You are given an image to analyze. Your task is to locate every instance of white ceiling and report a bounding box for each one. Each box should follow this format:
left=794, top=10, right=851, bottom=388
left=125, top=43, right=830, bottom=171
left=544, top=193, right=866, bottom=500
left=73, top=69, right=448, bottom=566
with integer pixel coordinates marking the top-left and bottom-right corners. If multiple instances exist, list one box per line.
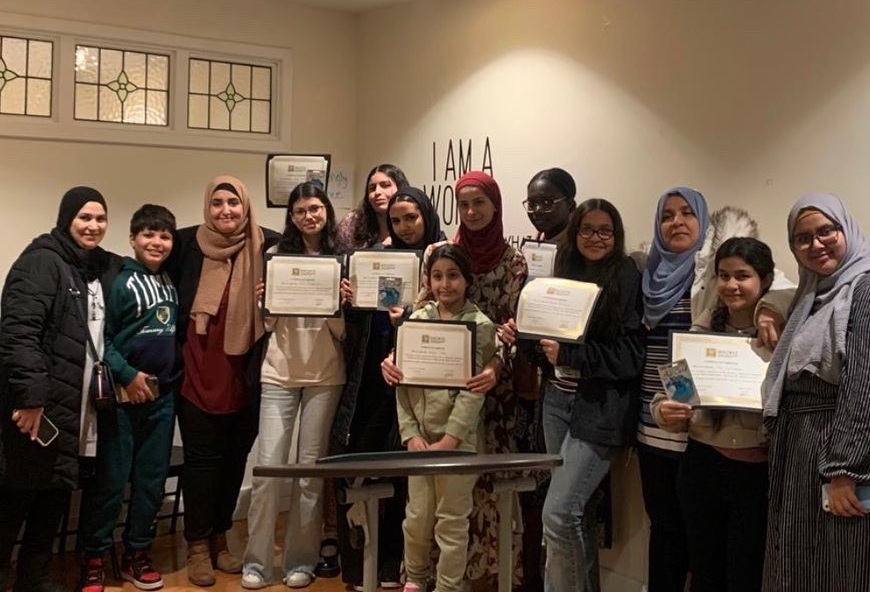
left=289, top=0, right=413, bottom=13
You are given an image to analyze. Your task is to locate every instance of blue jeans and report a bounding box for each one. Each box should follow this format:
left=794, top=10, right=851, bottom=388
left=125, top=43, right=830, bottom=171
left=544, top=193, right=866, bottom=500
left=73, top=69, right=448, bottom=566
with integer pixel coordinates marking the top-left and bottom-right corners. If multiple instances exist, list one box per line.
left=244, top=383, right=342, bottom=581
left=541, top=383, right=615, bottom=592
left=80, top=392, right=175, bottom=554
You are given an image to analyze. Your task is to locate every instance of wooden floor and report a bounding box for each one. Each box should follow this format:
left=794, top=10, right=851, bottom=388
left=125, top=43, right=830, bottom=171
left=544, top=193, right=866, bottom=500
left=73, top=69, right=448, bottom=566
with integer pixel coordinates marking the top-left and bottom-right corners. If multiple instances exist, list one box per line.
left=44, top=522, right=367, bottom=592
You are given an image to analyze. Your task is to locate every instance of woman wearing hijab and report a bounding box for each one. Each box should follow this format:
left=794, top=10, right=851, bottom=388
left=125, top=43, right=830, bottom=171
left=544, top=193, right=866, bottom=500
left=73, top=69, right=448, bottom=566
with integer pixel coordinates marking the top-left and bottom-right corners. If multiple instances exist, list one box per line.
left=331, top=185, right=444, bottom=591
left=761, top=193, right=870, bottom=591
left=167, top=176, right=280, bottom=587
left=411, top=171, right=528, bottom=588
left=0, top=187, right=120, bottom=592
left=635, top=188, right=792, bottom=592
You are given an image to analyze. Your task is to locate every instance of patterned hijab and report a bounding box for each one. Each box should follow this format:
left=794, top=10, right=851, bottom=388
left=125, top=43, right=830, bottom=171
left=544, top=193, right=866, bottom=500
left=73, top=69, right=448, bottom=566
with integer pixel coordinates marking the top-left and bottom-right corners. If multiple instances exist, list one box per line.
left=191, top=175, right=265, bottom=355
left=453, top=171, right=509, bottom=274
left=762, top=192, right=870, bottom=416
left=642, top=187, right=710, bottom=328
left=387, top=187, right=445, bottom=249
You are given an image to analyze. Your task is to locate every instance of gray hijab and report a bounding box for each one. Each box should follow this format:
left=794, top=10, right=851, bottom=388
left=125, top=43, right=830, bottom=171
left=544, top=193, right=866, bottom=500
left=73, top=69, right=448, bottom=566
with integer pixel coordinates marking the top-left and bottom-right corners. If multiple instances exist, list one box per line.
left=762, top=192, right=870, bottom=417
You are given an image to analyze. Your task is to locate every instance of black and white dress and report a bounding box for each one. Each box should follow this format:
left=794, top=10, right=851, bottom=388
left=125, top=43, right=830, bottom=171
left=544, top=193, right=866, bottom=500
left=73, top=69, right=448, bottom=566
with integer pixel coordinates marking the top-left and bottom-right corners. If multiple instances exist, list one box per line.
left=763, top=275, right=870, bottom=592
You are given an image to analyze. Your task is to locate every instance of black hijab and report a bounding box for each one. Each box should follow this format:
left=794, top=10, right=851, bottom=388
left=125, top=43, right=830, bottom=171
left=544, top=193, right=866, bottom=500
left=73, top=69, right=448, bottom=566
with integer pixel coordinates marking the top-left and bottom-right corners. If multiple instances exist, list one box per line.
left=50, top=186, right=110, bottom=280
left=387, top=187, right=445, bottom=250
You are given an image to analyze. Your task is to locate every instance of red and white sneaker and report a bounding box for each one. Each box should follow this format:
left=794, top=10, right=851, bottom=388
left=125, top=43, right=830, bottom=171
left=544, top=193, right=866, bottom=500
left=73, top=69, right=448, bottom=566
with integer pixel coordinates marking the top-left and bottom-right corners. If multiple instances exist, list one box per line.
left=79, top=557, right=104, bottom=592
left=121, top=550, right=164, bottom=590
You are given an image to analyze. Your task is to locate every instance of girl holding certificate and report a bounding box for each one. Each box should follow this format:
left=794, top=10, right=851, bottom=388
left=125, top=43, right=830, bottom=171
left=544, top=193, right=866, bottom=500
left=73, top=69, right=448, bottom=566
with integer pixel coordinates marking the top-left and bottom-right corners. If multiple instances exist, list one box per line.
left=385, top=244, right=498, bottom=592
left=634, top=190, right=791, bottom=592
left=413, top=171, right=528, bottom=589
left=652, top=237, right=778, bottom=592
left=505, top=198, right=645, bottom=592
left=761, top=194, right=870, bottom=591
left=332, top=181, right=443, bottom=590
left=242, top=182, right=345, bottom=589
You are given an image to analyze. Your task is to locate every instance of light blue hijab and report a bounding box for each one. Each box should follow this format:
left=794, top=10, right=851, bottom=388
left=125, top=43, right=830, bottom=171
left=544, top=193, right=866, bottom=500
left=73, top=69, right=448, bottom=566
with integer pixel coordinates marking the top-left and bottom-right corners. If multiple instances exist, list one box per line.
left=642, top=187, right=710, bottom=328
left=762, top=192, right=870, bottom=416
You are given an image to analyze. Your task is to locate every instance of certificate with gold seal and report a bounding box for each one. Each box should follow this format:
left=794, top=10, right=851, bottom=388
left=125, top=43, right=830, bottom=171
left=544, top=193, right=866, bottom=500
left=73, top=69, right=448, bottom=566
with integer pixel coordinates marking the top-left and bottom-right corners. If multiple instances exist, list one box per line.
left=669, top=331, right=770, bottom=410
left=516, top=277, right=602, bottom=342
left=263, top=253, right=343, bottom=317
left=347, top=249, right=421, bottom=309
left=395, top=319, right=476, bottom=389
left=521, top=239, right=558, bottom=278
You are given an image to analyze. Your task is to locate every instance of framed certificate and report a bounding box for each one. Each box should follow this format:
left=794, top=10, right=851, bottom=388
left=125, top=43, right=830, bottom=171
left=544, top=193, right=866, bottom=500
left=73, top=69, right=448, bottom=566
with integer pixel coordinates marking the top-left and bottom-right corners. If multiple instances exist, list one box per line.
left=263, top=253, right=343, bottom=317
left=347, top=249, right=422, bottom=310
left=669, top=331, right=771, bottom=410
left=395, top=319, right=476, bottom=388
left=521, top=239, right=558, bottom=278
left=266, top=153, right=331, bottom=208
left=516, top=277, right=602, bottom=342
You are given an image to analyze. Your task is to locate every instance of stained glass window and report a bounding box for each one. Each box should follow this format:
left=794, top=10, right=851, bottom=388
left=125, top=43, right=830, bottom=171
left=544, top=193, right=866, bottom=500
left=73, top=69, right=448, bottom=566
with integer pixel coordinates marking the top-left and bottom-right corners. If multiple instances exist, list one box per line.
left=0, top=35, right=52, bottom=117
left=74, top=44, right=169, bottom=126
left=188, top=58, right=272, bottom=133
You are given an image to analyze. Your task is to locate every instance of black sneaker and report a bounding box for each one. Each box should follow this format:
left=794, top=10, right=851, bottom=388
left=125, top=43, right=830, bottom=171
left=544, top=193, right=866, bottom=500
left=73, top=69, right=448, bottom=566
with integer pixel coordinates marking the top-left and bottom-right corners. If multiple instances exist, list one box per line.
left=313, top=538, right=340, bottom=578
left=120, top=551, right=164, bottom=591
left=79, top=557, right=104, bottom=592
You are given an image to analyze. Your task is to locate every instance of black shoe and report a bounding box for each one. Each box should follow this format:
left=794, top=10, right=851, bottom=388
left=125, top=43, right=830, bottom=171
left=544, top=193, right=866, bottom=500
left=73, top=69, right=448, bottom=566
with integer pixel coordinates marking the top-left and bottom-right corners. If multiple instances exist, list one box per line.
left=313, top=538, right=339, bottom=579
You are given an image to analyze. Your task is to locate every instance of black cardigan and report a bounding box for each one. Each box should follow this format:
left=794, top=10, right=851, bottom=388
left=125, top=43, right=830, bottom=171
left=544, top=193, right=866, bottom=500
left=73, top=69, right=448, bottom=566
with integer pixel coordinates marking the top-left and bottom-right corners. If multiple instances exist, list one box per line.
left=0, top=233, right=121, bottom=489
left=523, top=256, right=645, bottom=447
left=166, top=225, right=281, bottom=409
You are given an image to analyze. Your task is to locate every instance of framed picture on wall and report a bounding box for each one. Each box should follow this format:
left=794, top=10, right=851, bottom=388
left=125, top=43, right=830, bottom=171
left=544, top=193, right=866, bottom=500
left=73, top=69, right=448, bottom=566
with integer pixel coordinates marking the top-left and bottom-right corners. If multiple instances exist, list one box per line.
left=266, top=153, right=331, bottom=207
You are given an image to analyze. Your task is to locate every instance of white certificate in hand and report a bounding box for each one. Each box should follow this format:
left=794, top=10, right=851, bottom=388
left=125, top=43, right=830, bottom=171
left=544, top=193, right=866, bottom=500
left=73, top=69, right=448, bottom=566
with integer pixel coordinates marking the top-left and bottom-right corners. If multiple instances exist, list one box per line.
left=263, top=253, right=342, bottom=317
left=395, top=319, right=476, bottom=388
left=516, top=277, right=601, bottom=342
left=669, top=331, right=771, bottom=411
left=348, top=249, right=421, bottom=309
left=521, top=239, right=558, bottom=278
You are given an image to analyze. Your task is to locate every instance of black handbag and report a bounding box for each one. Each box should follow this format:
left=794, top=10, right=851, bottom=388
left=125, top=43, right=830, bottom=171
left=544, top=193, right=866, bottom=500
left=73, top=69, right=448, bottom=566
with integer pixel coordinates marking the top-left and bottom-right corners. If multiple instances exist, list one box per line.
left=68, top=274, right=116, bottom=412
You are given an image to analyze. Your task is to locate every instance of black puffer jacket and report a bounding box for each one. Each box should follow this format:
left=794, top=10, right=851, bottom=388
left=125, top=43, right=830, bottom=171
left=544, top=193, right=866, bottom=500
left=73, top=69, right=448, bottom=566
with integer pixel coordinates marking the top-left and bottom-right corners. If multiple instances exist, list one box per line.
left=0, top=233, right=120, bottom=489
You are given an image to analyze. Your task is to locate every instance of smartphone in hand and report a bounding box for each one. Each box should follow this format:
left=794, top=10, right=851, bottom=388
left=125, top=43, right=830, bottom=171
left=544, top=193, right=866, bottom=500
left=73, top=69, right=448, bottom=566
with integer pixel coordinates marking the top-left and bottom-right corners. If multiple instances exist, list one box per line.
left=36, top=415, right=60, bottom=447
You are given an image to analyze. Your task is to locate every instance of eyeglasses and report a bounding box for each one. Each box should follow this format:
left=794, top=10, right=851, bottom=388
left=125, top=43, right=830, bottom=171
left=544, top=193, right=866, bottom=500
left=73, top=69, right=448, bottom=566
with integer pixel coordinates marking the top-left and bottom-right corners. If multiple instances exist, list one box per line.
left=522, top=197, right=567, bottom=214
left=291, top=204, right=325, bottom=219
left=791, top=223, right=842, bottom=250
left=578, top=226, right=615, bottom=240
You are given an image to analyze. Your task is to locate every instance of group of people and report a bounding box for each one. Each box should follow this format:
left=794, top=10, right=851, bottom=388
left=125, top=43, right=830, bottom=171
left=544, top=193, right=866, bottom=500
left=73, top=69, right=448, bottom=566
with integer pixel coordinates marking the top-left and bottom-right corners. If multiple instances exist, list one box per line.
left=0, top=162, right=867, bottom=592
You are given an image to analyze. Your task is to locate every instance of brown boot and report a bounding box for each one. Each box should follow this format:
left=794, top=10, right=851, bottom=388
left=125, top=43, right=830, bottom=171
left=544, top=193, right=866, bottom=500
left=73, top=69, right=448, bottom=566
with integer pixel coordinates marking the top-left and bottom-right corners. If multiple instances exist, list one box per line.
left=208, top=532, right=242, bottom=574
left=186, top=540, right=215, bottom=587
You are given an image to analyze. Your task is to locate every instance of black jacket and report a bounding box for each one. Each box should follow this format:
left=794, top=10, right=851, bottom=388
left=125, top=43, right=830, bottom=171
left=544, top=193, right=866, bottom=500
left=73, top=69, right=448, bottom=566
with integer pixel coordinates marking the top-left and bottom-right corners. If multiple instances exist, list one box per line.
left=523, top=257, right=645, bottom=447
left=0, top=233, right=121, bottom=489
left=166, top=225, right=281, bottom=409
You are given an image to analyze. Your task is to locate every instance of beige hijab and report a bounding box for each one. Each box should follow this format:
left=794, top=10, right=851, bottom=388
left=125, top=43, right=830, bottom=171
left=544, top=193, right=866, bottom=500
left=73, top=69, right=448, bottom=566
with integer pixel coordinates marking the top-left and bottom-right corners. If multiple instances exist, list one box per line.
left=191, top=175, right=265, bottom=355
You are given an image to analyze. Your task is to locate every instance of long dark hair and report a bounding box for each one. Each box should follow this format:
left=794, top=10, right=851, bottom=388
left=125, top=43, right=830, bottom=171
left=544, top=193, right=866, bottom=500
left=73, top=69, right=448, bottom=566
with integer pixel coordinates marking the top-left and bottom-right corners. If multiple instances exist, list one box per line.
left=277, top=182, right=338, bottom=255
left=426, top=243, right=474, bottom=300
left=710, top=237, right=775, bottom=331
left=353, top=164, right=410, bottom=247
left=554, top=198, right=627, bottom=339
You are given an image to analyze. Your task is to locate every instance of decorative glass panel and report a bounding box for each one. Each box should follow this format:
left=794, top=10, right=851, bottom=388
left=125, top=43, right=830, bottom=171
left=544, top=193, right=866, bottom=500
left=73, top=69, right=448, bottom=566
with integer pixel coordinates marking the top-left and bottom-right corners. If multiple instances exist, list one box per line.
left=188, top=57, right=272, bottom=133
left=0, top=35, right=53, bottom=117
left=74, top=44, right=169, bottom=126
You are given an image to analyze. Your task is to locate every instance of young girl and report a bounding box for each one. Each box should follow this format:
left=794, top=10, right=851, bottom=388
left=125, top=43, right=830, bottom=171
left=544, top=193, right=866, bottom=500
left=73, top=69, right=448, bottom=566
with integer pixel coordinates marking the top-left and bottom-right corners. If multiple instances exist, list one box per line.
left=652, top=237, right=782, bottom=592
left=241, top=182, right=345, bottom=589
left=382, top=244, right=497, bottom=592
left=505, top=199, right=644, bottom=592
left=336, top=163, right=409, bottom=251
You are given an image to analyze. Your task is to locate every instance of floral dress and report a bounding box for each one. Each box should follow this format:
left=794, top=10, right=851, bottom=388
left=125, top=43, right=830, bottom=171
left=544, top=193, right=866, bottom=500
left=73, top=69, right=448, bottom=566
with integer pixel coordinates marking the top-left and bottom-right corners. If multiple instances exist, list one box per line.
left=419, top=240, right=528, bottom=582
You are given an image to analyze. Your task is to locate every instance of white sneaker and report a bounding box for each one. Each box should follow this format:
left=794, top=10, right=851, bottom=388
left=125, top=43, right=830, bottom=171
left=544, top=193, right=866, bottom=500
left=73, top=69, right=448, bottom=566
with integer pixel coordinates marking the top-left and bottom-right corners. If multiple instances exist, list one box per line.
left=241, top=572, right=267, bottom=589
left=284, top=572, right=313, bottom=588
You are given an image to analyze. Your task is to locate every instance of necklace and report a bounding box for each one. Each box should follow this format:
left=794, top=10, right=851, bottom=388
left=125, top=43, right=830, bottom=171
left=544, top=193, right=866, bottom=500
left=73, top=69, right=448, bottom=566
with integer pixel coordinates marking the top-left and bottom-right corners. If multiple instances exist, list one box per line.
left=87, top=285, right=104, bottom=321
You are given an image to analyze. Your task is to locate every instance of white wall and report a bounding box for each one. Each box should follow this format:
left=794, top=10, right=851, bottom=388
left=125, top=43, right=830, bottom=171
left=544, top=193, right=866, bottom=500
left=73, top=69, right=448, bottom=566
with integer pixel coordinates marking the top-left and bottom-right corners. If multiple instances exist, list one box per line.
left=357, top=0, right=870, bottom=280
left=0, top=0, right=358, bottom=278
left=356, top=0, right=870, bottom=588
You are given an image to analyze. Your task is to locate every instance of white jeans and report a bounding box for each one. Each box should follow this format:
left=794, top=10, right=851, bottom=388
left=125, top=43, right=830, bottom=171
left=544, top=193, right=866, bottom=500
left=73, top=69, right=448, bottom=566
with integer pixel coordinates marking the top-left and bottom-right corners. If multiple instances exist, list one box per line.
left=244, top=383, right=342, bottom=580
